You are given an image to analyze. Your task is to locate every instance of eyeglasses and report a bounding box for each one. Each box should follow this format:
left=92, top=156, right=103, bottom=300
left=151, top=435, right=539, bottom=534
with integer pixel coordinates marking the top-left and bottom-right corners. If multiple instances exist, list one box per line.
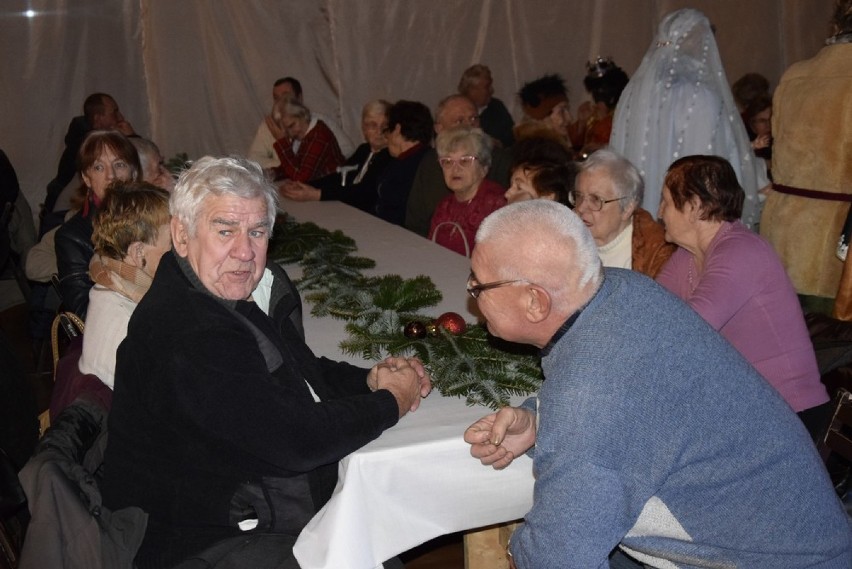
left=466, top=272, right=526, bottom=299
left=567, top=190, right=628, bottom=211
left=364, top=121, right=389, bottom=133
left=439, top=155, right=478, bottom=169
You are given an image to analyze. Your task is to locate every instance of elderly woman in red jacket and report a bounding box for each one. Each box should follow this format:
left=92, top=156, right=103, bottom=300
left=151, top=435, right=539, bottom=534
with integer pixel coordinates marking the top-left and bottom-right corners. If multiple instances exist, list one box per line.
left=428, top=127, right=506, bottom=257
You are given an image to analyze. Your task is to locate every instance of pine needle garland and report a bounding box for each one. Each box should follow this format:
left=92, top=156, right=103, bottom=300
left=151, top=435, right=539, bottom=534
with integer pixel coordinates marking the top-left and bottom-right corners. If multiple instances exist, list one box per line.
left=270, top=214, right=542, bottom=409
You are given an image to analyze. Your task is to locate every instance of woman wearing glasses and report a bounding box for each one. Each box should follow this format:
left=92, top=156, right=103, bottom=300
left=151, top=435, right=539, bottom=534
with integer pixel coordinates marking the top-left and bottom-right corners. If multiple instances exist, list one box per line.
left=656, top=155, right=829, bottom=437
left=572, top=148, right=674, bottom=278
left=55, top=131, right=141, bottom=317
left=428, top=127, right=506, bottom=256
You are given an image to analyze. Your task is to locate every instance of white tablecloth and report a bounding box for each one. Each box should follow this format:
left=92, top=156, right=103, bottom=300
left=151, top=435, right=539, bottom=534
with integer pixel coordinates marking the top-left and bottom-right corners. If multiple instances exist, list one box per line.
left=279, top=201, right=534, bottom=569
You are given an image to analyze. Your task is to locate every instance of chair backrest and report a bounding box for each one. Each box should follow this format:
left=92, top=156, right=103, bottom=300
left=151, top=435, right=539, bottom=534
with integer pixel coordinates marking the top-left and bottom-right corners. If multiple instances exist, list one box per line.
left=38, top=312, right=86, bottom=437
left=51, top=312, right=84, bottom=380
left=431, top=221, right=471, bottom=257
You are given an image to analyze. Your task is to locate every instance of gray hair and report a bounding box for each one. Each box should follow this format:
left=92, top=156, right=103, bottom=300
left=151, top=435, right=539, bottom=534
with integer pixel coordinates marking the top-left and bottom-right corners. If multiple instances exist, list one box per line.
left=435, top=94, right=476, bottom=124
left=476, top=200, right=602, bottom=303
left=170, top=156, right=279, bottom=236
left=458, top=64, right=492, bottom=94
left=129, top=137, right=161, bottom=179
left=361, top=99, right=391, bottom=120
left=272, top=98, right=311, bottom=124
left=435, top=127, right=492, bottom=168
left=579, top=148, right=644, bottom=211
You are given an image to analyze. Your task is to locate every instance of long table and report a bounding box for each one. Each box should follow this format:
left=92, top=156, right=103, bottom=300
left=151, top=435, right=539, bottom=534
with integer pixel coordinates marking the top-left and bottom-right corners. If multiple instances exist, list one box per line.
left=279, top=201, right=534, bottom=569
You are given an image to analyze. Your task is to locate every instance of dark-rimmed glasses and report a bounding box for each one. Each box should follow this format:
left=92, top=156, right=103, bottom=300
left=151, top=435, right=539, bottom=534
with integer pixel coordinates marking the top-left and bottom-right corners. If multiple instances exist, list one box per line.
left=466, top=272, right=526, bottom=299
left=567, top=190, right=628, bottom=211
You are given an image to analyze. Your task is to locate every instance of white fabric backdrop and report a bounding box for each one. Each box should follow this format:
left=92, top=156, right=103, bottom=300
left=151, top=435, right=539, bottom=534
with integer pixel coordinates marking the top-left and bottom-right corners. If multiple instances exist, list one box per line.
left=1, top=0, right=834, bottom=219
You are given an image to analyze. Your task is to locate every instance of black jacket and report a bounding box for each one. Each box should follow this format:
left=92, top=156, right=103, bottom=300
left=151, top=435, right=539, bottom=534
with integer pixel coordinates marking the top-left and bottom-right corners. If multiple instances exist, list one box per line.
left=54, top=196, right=96, bottom=318
left=19, top=398, right=147, bottom=569
left=313, top=143, right=392, bottom=214
left=54, top=197, right=95, bottom=319
left=102, top=252, right=399, bottom=567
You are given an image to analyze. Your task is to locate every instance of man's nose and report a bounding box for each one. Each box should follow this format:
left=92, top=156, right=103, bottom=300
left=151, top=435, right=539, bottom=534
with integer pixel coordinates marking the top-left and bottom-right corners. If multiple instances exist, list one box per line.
left=231, top=232, right=255, bottom=260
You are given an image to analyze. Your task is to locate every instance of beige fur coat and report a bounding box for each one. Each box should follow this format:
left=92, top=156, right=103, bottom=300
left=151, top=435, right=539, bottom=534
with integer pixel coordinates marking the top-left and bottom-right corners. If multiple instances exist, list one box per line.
left=760, top=42, right=852, bottom=299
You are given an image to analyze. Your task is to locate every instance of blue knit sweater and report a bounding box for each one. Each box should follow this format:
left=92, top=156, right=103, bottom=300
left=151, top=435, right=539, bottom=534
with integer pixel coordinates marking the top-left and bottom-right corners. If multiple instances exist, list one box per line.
left=512, top=269, right=851, bottom=568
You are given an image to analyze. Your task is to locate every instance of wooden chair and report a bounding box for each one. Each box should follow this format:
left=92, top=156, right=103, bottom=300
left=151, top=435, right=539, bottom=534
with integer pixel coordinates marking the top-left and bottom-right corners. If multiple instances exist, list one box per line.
left=464, top=520, right=521, bottom=569
left=816, top=388, right=852, bottom=494
left=37, top=312, right=85, bottom=437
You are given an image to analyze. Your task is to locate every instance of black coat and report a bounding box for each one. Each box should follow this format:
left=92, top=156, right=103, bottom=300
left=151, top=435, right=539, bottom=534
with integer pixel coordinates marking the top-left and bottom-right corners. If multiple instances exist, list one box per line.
left=54, top=196, right=96, bottom=318
left=313, top=143, right=392, bottom=214
left=102, top=252, right=399, bottom=566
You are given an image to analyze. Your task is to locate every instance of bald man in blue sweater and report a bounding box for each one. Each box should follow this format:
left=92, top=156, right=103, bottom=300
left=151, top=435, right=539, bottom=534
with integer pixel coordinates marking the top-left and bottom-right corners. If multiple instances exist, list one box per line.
left=465, top=200, right=851, bottom=568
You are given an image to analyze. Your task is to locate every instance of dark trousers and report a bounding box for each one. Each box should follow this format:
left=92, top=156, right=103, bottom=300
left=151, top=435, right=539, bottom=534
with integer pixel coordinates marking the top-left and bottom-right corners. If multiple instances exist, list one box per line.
left=173, top=534, right=299, bottom=569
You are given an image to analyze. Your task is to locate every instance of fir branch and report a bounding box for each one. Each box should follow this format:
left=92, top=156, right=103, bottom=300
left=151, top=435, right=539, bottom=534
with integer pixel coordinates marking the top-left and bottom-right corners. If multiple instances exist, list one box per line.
left=269, top=216, right=542, bottom=409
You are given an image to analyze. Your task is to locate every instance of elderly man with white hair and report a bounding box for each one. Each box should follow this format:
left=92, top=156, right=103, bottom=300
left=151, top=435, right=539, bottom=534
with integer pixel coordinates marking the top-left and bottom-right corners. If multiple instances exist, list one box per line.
left=271, top=98, right=345, bottom=182
left=464, top=200, right=850, bottom=568
left=101, top=156, right=431, bottom=569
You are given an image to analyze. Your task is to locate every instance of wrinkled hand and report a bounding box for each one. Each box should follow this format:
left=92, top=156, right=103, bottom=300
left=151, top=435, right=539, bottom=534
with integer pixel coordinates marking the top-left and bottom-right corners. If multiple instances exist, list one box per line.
left=152, top=166, right=175, bottom=192
left=575, top=101, right=594, bottom=124
left=752, top=134, right=771, bottom=150
left=266, top=114, right=285, bottom=141
left=114, top=119, right=135, bottom=136
left=279, top=180, right=320, bottom=201
left=368, top=357, right=431, bottom=417
left=464, top=406, right=536, bottom=470
left=388, top=355, right=432, bottom=408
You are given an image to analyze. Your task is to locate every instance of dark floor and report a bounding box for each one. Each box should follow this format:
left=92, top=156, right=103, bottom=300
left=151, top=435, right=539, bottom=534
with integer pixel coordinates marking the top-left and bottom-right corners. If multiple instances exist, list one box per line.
left=400, top=533, right=465, bottom=569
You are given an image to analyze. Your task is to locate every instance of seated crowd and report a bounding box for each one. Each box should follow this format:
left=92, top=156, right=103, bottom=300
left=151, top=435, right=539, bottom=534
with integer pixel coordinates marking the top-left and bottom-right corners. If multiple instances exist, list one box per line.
left=9, top=4, right=852, bottom=567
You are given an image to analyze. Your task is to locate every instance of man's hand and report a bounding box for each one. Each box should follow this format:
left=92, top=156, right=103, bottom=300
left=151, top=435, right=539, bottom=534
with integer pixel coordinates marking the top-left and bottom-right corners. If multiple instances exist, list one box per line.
left=114, top=119, right=136, bottom=136
left=279, top=180, right=321, bottom=202
left=368, top=357, right=431, bottom=417
left=752, top=134, right=771, bottom=150
left=575, top=100, right=594, bottom=124
left=464, top=406, right=536, bottom=470
left=266, top=115, right=285, bottom=141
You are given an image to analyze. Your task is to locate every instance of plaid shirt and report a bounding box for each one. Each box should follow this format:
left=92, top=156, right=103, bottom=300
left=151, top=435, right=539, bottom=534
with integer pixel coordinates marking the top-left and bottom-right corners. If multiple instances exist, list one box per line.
left=273, top=120, right=345, bottom=182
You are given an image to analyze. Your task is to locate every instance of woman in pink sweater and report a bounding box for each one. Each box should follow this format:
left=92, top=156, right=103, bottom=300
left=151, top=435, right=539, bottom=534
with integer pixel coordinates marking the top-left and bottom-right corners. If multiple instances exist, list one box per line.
left=656, top=155, right=829, bottom=437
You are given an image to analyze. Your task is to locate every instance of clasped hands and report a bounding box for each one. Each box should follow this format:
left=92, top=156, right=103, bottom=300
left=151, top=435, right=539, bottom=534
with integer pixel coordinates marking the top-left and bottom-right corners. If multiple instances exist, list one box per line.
left=464, top=406, right=537, bottom=470
left=368, top=356, right=432, bottom=417
left=278, top=179, right=321, bottom=201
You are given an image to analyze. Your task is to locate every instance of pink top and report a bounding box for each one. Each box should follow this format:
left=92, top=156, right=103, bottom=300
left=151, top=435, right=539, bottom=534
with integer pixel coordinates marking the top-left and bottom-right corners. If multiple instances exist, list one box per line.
left=657, top=221, right=828, bottom=412
left=428, top=178, right=506, bottom=257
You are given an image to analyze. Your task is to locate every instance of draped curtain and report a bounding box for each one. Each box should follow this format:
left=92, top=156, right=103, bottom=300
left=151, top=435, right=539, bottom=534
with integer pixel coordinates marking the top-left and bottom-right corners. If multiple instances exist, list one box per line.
left=1, top=0, right=833, bottom=215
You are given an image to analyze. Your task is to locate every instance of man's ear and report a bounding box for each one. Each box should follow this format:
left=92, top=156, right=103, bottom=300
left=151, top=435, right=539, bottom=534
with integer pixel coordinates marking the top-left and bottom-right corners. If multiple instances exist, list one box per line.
left=121, top=241, right=145, bottom=267
left=171, top=216, right=189, bottom=257
left=622, top=199, right=637, bottom=222
left=525, top=285, right=551, bottom=324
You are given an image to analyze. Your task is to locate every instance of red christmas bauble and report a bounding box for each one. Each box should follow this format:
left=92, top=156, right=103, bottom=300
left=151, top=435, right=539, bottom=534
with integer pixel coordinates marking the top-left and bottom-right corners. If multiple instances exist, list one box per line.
left=435, top=312, right=467, bottom=335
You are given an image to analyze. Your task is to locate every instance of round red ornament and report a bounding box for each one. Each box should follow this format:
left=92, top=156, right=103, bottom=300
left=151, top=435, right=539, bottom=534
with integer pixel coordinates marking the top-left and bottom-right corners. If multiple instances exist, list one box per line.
left=435, top=312, right=467, bottom=335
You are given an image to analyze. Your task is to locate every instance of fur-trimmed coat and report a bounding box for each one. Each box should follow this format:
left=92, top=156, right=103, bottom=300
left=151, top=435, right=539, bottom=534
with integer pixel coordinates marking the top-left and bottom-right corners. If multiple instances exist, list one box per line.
left=760, top=42, right=852, bottom=299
